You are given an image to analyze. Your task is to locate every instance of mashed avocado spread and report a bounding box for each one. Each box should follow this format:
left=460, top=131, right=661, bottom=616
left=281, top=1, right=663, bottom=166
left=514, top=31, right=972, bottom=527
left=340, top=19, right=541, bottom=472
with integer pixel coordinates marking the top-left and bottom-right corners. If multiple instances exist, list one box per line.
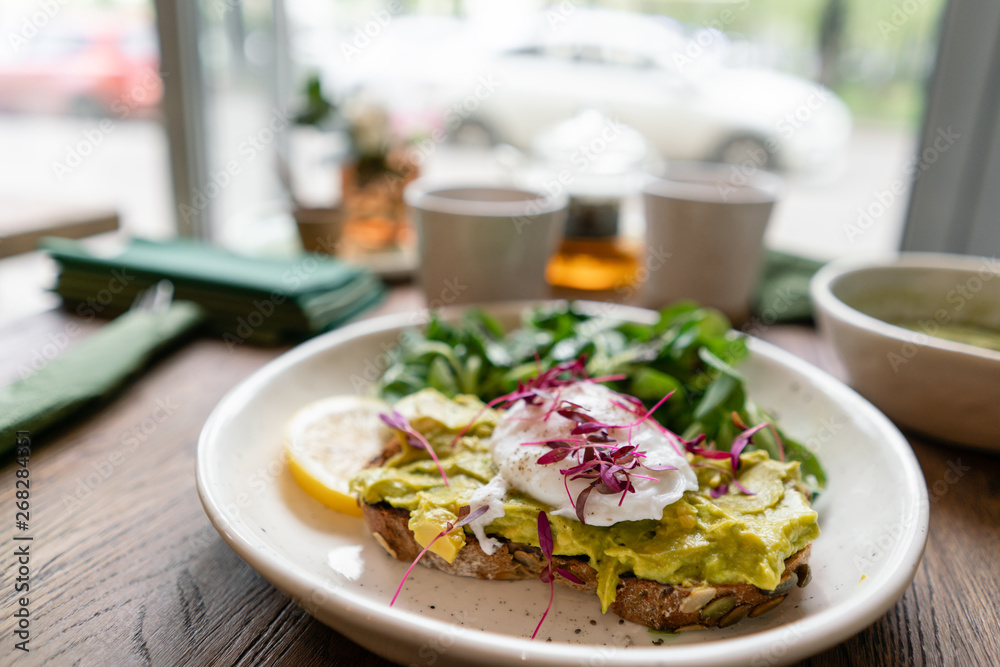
left=350, top=389, right=819, bottom=612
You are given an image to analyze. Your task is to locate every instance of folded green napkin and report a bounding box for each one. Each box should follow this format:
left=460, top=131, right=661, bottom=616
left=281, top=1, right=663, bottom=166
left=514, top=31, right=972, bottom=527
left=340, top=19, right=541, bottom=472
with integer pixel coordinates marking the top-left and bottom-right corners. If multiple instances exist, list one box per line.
left=43, top=237, right=385, bottom=343
left=0, top=302, right=204, bottom=454
left=753, top=249, right=826, bottom=323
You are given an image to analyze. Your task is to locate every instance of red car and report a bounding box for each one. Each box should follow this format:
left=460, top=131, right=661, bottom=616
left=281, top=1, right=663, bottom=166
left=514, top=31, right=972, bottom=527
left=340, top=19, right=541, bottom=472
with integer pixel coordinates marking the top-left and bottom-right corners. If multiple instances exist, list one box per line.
left=0, top=16, right=162, bottom=117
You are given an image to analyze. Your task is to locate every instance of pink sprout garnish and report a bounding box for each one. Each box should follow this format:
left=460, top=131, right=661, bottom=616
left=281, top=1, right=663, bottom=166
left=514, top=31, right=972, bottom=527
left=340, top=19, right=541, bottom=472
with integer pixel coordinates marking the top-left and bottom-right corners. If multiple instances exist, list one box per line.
left=380, top=411, right=449, bottom=486
left=527, top=392, right=677, bottom=524
left=768, top=423, right=786, bottom=463
left=729, top=423, right=768, bottom=473
left=709, top=482, right=729, bottom=499
left=685, top=415, right=772, bottom=498
left=448, top=355, right=625, bottom=447
left=390, top=504, right=488, bottom=606
left=532, top=511, right=584, bottom=640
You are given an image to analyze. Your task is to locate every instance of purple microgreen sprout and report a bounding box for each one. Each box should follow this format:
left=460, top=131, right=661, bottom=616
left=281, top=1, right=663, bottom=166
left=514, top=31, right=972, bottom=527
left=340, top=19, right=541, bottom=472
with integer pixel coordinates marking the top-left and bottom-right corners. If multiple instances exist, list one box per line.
left=611, top=393, right=645, bottom=412
left=448, top=355, right=622, bottom=447
left=685, top=418, right=775, bottom=498
left=728, top=423, right=768, bottom=474
left=541, top=387, right=564, bottom=421
left=625, top=391, right=674, bottom=429
left=532, top=511, right=584, bottom=640
left=380, top=411, right=449, bottom=486
left=648, top=420, right=687, bottom=457
left=767, top=423, right=786, bottom=463
left=538, top=392, right=679, bottom=523
left=517, top=391, right=682, bottom=524
left=390, top=505, right=488, bottom=607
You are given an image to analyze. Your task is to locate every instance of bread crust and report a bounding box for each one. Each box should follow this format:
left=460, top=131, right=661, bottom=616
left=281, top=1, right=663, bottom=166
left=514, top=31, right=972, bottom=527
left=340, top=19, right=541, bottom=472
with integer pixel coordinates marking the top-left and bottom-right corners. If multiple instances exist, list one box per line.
left=362, top=501, right=811, bottom=630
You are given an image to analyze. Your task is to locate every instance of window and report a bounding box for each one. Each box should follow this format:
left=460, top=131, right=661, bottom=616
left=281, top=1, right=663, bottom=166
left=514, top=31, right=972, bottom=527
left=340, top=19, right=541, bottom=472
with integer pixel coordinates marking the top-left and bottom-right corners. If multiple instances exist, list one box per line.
left=154, top=0, right=959, bottom=262
left=0, top=0, right=169, bottom=322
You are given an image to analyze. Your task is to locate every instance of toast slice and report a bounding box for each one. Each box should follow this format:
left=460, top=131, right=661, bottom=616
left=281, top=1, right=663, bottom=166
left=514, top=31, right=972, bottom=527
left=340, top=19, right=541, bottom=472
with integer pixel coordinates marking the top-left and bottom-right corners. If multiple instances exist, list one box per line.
left=362, top=500, right=812, bottom=631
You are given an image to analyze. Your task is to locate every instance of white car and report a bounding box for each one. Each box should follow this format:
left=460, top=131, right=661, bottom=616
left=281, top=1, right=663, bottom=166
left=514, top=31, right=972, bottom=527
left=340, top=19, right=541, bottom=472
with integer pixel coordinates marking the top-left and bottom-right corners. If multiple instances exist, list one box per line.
left=314, top=9, right=852, bottom=177
left=462, top=10, right=852, bottom=176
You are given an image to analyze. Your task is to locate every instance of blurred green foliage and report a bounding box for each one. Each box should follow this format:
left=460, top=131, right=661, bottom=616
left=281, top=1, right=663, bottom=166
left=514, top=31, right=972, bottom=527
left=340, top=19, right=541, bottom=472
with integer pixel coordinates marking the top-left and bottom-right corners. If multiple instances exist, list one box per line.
left=610, top=0, right=946, bottom=128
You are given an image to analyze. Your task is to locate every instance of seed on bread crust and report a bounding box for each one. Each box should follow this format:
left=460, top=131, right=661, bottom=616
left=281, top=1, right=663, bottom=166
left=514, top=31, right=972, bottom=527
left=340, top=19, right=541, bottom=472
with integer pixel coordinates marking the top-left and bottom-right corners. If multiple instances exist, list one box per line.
left=679, top=587, right=717, bottom=614
left=766, top=572, right=798, bottom=597
left=700, top=596, right=736, bottom=621
left=718, top=604, right=752, bottom=628
left=749, top=595, right=786, bottom=618
left=512, top=548, right=544, bottom=569
left=675, top=624, right=708, bottom=632
left=795, top=563, right=812, bottom=588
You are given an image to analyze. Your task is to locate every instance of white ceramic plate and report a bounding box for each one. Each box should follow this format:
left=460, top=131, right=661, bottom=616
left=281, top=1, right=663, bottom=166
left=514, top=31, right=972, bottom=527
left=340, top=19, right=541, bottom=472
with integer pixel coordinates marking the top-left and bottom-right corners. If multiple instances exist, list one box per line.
left=197, top=303, right=928, bottom=667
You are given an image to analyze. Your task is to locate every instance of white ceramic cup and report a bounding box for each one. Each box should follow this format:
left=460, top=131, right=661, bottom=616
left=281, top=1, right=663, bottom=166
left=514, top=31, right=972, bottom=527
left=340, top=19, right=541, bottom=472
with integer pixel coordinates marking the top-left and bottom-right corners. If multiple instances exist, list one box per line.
left=642, top=164, right=782, bottom=322
left=405, top=181, right=567, bottom=306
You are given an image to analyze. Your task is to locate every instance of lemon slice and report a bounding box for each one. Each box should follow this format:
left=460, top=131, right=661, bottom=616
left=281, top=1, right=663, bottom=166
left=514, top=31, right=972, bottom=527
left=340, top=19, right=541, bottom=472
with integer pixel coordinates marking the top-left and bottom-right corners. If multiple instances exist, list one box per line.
left=284, top=395, right=393, bottom=517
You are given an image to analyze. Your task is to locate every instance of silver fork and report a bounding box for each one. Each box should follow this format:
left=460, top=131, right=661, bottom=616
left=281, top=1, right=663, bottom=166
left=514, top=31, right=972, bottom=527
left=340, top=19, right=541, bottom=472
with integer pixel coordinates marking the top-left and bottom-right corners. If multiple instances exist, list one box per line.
left=129, top=280, right=175, bottom=314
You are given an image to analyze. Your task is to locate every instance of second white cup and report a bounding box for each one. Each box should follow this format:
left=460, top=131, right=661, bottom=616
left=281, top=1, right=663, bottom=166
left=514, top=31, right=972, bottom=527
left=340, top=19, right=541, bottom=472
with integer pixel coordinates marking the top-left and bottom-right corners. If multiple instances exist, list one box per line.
left=642, top=164, right=782, bottom=323
left=406, top=181, right=567, bottom=306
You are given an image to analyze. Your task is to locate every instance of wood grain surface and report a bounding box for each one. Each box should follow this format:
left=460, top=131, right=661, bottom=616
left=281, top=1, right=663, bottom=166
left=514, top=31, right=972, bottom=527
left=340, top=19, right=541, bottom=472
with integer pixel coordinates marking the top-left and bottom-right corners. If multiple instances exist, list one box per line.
left=1, top=292, right=997, bottom=667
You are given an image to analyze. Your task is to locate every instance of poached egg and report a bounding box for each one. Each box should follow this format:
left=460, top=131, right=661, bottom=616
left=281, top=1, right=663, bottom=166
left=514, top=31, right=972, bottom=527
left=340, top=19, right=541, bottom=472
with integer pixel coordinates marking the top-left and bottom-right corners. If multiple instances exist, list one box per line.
left=468, top=381, right=697, bottom=551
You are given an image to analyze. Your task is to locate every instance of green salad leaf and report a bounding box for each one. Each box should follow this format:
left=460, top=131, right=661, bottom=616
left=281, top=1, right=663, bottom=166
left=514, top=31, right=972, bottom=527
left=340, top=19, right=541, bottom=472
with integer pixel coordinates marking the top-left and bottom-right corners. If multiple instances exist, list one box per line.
left=376, top=301, right=826, bottom=492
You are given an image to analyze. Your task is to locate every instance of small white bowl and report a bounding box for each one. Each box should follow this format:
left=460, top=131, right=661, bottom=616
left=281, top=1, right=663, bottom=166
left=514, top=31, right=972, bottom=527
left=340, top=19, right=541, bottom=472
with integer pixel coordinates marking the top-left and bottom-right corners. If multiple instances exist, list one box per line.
left=811, top=252, right=1000, bottom=452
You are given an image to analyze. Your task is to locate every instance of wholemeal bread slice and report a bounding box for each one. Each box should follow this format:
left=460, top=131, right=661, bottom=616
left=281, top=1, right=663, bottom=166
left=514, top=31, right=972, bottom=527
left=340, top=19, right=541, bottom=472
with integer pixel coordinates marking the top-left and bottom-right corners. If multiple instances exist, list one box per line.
left=362, top=500, right=812, bottom=631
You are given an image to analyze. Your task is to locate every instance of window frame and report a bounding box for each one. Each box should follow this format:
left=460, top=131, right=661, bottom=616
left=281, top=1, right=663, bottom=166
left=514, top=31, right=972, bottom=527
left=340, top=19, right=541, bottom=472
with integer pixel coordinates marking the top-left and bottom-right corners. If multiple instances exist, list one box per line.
left=902, top=0, right=1000, bottom=256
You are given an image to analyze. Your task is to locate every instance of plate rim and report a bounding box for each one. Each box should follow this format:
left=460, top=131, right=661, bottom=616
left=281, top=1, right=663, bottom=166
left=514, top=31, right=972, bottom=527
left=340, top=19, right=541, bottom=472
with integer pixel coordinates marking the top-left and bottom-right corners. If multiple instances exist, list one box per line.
left=197, top=301, right=928, bottom=666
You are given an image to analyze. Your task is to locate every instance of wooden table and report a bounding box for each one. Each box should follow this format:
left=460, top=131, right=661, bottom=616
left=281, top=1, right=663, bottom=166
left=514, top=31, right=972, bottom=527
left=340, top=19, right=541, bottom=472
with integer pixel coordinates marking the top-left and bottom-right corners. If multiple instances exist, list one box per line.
left=0, top=200, right=119, bottom=259
left=1, top=291, right=998, bottom=666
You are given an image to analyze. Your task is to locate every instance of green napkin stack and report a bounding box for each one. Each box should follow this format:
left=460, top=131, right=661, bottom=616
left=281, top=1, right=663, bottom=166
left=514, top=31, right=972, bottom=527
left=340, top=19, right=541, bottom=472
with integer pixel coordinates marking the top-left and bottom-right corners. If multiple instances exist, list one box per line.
left=0, top=302, right=204, bottom=454
left=753, top=249, right=826, bottom=323
left=43, top=237, right=385, bottom=345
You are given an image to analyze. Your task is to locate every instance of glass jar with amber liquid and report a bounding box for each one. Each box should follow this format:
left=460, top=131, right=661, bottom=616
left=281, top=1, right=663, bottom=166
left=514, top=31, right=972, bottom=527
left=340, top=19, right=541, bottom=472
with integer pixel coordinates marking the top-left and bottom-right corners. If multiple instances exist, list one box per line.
left=546, top=194, right=641, bottom=292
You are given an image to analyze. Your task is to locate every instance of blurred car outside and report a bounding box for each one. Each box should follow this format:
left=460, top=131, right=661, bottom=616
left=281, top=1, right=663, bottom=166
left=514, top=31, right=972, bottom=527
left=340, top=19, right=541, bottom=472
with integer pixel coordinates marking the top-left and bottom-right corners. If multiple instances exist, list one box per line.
left=0, top=14, right=162, bottom=118
left=312, top=8, right=852, bottom=179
